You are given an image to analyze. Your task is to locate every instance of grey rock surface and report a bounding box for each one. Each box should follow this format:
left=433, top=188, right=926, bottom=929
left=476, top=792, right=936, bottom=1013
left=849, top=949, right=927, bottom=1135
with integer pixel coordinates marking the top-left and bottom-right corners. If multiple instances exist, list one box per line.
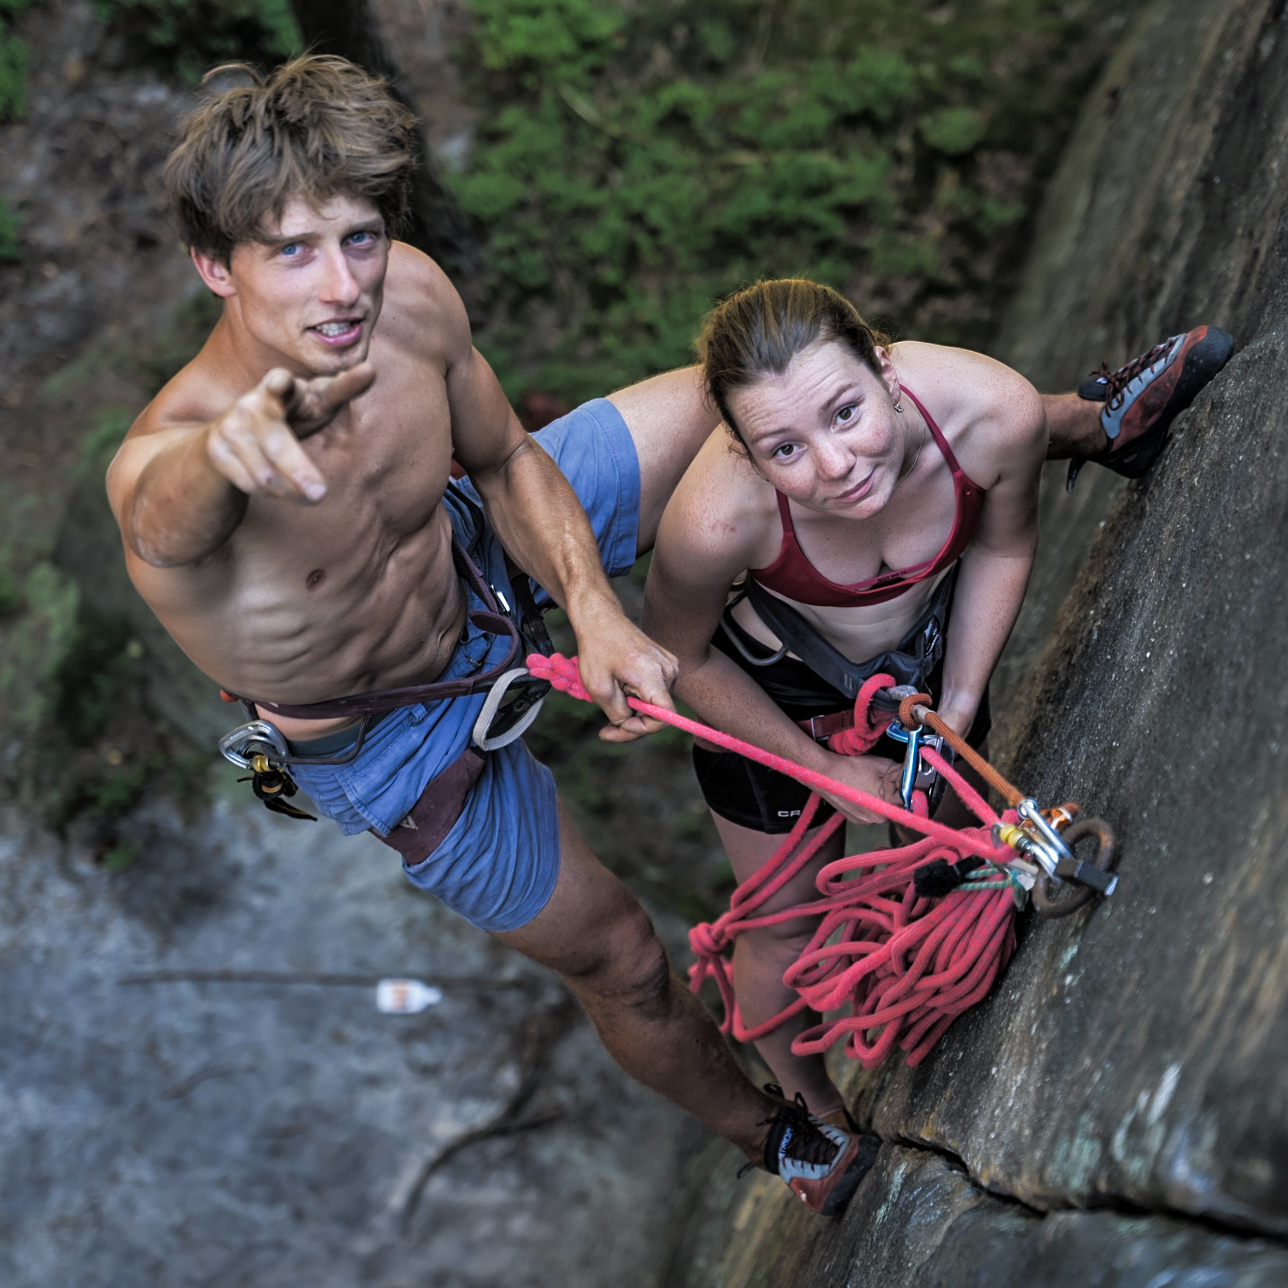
left=867, top=0, right=1288, bottom=1233
left=667, top=1143, right=1288, bottom=1287
left=0, top=799, right=697, bottom=1287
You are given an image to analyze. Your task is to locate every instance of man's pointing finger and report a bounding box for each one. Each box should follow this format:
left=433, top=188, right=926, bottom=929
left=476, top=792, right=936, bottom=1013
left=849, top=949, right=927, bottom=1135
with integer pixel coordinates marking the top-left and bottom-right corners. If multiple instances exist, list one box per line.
left=262, top=429, right=326, bottom=501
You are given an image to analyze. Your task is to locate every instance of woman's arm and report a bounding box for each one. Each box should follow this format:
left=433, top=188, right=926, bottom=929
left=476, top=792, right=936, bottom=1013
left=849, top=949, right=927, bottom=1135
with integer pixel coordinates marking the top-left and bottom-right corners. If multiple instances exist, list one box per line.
left=936, top=381, right=1046, bottom=736
left=644, top=442, right=900, bottom=824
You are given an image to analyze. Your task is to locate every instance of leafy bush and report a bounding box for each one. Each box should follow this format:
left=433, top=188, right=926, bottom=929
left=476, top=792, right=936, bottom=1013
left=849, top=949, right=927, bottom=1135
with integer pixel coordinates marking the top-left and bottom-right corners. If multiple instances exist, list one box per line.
left=0, top=193, right=19, bottom=261
left=0, top=0, right=35, bottom=122
left=91, top=0, right=300, bottom=82
left=453, top=0, right=1137, bottom=403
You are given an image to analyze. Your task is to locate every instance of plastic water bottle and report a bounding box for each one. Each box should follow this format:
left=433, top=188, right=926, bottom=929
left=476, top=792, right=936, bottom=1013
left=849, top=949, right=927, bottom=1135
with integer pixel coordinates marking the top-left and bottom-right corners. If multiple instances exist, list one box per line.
left=375, top=978, right=444, bottom=1014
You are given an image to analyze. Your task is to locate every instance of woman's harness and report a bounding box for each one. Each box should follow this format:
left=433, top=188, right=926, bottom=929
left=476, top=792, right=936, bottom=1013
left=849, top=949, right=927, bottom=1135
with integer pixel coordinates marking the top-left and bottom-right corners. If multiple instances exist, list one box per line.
left=726, top=567, right=959, bottom=810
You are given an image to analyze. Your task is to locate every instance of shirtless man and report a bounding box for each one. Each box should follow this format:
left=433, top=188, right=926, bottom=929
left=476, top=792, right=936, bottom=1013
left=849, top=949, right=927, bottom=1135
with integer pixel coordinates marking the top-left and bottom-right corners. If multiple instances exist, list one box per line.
left=105, top=55, right=891, bottom=1215
left=106, top=55, right=1231, bottom=1216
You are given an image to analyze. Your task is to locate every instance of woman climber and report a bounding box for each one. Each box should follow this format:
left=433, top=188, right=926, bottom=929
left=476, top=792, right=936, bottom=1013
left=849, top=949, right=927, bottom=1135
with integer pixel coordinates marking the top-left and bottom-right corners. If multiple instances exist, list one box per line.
left=642, top=278, right=1231, bottom=1126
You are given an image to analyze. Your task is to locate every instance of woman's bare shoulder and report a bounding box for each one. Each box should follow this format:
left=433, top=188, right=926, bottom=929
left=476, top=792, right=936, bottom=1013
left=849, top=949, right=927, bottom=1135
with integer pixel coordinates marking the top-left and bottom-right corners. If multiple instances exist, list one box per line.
left=889, top=341, right=1044, bottom=476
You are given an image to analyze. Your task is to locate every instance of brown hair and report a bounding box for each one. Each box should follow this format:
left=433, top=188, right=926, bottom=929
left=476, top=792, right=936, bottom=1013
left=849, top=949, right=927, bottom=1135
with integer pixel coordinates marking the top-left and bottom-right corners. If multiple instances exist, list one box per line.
left=696, top=279, right=890, bottom=450
left=165, top=55, right=417, bottom=264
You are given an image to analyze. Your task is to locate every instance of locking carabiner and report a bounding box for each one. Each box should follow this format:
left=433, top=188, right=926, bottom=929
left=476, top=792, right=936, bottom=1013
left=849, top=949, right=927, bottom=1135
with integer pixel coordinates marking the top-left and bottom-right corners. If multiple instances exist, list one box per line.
left=886, top=720, right=946, bottom=811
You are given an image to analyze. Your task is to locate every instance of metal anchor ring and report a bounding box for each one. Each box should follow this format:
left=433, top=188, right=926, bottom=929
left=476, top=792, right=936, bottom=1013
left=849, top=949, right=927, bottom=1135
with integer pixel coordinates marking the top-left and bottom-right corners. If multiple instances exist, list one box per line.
left=1032, top=817, right=1117, bottom=918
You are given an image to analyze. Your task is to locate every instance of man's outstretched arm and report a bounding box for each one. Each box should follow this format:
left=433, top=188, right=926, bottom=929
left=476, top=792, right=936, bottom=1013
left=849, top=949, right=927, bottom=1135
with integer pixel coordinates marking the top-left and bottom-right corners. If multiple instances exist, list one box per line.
left=441, top=311, right=676, bottom=740
left=107, top=364, right=373, bottom=567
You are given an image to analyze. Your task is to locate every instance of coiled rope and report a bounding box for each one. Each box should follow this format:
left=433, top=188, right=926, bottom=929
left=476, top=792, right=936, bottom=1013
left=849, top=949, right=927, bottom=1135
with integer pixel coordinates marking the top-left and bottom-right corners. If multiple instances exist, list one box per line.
left=527, top=653, right=1027, bottom=1069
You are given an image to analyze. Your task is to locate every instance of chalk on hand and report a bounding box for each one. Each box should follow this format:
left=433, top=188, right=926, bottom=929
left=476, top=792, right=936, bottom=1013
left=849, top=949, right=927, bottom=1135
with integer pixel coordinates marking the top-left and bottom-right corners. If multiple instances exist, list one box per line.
left=376, top=978, right=444, bottom=1014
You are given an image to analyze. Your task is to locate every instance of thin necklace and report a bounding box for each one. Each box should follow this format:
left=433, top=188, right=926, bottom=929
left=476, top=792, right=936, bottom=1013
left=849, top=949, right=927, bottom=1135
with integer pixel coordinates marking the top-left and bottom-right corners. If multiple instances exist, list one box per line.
left=894, top=409, right=927, bottom=489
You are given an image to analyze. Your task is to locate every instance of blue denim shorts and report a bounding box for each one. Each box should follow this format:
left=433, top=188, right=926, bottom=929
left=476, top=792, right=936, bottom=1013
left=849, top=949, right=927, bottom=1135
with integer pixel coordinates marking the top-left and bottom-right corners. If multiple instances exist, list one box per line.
left=289, top=399, right=640, bottom=932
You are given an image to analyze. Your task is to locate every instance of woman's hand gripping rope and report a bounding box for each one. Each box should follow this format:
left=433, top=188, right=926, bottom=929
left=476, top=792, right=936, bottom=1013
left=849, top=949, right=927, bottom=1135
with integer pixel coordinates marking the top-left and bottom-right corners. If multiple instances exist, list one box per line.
left=527, top=654, right=1041, bottom=1068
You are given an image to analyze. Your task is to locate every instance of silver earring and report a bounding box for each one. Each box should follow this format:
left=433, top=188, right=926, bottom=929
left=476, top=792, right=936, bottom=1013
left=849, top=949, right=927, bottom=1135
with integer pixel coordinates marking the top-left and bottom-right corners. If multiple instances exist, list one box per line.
left=893, top=401, right=904, bottom=413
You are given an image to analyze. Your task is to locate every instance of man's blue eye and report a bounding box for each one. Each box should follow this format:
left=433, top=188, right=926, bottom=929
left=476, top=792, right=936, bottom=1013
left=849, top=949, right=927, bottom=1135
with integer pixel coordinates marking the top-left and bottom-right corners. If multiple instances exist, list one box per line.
left=281, top=243, right=301, bottom=257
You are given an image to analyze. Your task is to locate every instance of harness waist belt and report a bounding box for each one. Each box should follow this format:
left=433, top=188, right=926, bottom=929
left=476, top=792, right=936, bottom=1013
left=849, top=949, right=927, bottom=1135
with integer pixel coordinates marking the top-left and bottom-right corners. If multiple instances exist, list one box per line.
left=796, top=710, right=859, bottom=740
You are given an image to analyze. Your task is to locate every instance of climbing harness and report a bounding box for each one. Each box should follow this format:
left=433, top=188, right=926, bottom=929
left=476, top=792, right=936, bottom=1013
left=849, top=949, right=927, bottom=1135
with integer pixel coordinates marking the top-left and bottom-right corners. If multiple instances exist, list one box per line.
left=526, top=653, right=1117, bottom=1069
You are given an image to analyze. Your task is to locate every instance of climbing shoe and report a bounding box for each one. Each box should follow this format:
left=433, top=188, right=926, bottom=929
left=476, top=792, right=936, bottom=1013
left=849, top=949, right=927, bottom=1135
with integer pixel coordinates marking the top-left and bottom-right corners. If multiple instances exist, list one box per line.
left=1067, top=325, right=1234, bottom=492
left=757, top=1088, right=880, bottom=1215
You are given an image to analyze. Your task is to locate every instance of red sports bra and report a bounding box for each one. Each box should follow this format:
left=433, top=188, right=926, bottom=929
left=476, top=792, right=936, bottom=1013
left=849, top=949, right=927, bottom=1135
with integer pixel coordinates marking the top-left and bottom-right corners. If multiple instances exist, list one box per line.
left=748, top=385, right=985, bottom=608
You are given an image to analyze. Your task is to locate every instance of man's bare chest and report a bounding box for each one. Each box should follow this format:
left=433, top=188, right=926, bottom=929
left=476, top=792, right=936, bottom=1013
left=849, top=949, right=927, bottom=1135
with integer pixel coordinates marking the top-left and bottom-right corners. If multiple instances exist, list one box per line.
left=239, top=364, right=455, bottom=558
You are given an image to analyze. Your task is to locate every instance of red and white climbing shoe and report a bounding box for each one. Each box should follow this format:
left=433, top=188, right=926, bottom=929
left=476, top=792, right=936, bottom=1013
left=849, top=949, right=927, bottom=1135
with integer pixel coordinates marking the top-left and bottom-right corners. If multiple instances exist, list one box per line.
left=1067, top=325, right=1234, bottom=492
left=757, top=1090, right=880, bottom=1216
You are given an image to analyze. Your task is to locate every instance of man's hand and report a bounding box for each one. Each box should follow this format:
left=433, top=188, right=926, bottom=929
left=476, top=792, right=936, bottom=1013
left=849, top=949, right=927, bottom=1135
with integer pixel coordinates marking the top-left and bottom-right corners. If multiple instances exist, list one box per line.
left=817, top=751, right=903, bottom=826
left=569, top=595, right=681, bottom=742
left=206, top=364, right=376, bottom=502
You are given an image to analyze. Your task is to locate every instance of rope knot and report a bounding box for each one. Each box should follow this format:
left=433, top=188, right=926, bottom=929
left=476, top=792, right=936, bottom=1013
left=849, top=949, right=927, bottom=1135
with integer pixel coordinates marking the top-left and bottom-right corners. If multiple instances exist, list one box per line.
left=525, top=651, right=590, bottom=702
left=827, top=672, right=898, bottom=756
left=688, top=921, right=726, bottom=958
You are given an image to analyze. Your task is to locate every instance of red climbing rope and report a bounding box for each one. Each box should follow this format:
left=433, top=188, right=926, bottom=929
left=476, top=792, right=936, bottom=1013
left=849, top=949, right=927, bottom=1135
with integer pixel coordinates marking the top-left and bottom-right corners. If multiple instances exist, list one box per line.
left=526, top=653, right=1026, bottom=1069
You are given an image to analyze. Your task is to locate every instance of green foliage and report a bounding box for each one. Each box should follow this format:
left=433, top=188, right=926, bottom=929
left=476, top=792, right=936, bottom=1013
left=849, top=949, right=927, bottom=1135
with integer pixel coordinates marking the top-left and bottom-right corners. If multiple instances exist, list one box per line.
left=91, top=0, right=301, bottom=82
left=454, top=0, right=1137, bottom=402
left=102, top=840, right=142, bottom=870
left=0, top=0, right=35, bottom=122
left=920, top=106, right=986, bottom=155
left=0, top=193, right=20, bottom=261
left=0, top=405, right=212, bottom=845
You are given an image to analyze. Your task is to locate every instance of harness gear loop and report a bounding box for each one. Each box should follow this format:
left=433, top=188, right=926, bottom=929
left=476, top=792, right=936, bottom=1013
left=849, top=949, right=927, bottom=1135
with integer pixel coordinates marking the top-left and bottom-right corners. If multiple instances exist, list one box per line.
left=470, top=667, right=546, bottom=751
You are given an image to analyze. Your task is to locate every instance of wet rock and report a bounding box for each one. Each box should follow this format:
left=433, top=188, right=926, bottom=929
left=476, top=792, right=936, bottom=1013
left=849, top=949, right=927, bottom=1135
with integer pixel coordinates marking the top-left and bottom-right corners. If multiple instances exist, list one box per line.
left=864, top=0, right=1288, bottom=1235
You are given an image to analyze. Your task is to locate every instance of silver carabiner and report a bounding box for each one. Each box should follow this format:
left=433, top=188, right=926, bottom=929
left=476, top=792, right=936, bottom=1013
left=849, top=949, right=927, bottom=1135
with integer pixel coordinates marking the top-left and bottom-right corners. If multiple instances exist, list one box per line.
left=218, top=719, right=290, bottom=770
left=886, top=721, right=924, bottom=811
left=991, top=819, right=1062, bottom=878
left=1016, top=797, right=1075, bottom=865
left=887, top=721, right=947, bottom=810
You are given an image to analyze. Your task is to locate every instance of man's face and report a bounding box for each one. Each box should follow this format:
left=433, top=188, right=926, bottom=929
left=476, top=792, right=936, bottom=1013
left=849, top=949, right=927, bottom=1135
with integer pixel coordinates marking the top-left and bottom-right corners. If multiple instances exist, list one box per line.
left=197, top=193, right=390, bottom=375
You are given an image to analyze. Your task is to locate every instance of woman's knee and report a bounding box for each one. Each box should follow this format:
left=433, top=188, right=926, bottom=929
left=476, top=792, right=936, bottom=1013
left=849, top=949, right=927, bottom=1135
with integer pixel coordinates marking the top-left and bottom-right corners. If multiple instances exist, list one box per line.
left=738, top=918, right=818, bottom=954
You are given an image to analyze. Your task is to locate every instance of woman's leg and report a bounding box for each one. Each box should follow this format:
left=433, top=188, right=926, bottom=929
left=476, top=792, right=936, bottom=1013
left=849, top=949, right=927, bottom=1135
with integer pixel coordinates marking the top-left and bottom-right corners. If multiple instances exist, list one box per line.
left=1043, top=392, right=1104, bottom=458
left=711, top=811, right=848, bottom=1116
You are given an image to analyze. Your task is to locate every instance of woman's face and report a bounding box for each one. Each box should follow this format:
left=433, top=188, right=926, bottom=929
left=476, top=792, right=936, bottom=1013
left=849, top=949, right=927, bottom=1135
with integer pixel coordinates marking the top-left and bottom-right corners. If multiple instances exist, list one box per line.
left=726, top=339, right=905, bottom=518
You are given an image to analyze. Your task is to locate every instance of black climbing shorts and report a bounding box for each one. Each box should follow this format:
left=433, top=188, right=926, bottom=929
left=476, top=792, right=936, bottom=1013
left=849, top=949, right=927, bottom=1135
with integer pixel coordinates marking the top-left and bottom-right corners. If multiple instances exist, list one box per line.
left=693, top=613, right=991, bottom=835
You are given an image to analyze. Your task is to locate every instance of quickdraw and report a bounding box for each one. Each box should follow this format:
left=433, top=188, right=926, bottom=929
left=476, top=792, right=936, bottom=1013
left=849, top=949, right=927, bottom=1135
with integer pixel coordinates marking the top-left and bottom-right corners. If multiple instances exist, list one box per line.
left=890, top=689, right=1117, bottom=918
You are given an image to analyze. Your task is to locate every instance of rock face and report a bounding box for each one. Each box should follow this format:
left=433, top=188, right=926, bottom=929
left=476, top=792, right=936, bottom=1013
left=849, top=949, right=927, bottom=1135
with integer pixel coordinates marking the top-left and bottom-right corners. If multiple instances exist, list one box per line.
left=667, top=0, right=1288, bottom=1277
left=0, top=800, right=697, bottom=1288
